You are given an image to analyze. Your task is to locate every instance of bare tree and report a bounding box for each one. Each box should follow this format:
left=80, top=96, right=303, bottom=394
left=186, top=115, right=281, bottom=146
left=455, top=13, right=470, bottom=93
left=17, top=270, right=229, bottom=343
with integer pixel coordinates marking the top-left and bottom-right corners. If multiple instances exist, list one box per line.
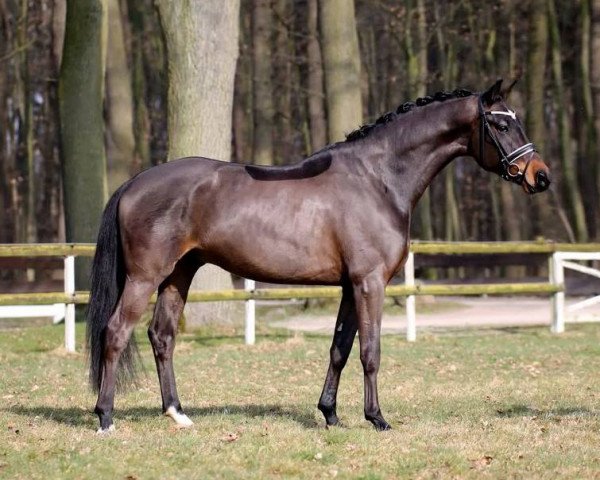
left=252, top=0, right=274, bottom=165
left=59, top=0, right=108, bottom=290
left=319, top=0, right=362, bottom=142
left=155, top=0, right=241, bottom=325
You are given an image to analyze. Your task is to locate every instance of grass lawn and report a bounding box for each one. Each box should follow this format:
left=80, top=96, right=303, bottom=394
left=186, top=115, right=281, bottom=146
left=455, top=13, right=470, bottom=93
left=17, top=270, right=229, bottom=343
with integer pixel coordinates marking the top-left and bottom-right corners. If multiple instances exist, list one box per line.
left=0, top=319, right=599, bottom=479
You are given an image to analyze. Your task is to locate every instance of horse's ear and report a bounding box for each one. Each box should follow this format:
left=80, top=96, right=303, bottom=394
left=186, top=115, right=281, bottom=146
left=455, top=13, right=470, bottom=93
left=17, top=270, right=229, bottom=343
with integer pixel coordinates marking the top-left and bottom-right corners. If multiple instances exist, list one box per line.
left=481, top=78, right=504, bottom=106
left=501, top=72, right=522, bottom=99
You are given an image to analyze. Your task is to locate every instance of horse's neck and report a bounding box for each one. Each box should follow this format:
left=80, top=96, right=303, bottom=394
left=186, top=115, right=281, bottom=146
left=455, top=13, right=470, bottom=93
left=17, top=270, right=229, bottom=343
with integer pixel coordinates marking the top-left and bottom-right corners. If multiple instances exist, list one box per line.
left=382, top=96, right=477, bottom=208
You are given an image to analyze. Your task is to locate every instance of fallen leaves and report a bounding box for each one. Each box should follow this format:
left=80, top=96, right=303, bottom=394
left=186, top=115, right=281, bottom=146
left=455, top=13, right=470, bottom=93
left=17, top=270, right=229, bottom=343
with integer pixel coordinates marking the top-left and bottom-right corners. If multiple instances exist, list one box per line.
left=470, top=455, right=493, bottom=470
left=222, top=432, right=240, bottom=443
left=7, top=424, right=20, bottom=435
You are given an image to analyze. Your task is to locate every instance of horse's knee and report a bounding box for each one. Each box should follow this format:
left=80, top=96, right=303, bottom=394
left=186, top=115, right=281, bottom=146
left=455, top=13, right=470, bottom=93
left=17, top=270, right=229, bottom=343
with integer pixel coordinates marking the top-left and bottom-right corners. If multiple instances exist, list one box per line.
left=360, top=350, right=380, bottom=375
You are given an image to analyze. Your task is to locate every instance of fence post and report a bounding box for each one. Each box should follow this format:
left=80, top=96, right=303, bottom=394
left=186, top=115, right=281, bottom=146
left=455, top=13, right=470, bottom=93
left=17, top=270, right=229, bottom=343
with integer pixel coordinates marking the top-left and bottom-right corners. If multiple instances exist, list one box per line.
left=64, top=255, right=76, bottom=352
left=550, top=252, right=565, bottom=333
left=405, top=251, right=416, bottom=341
left=244, top=279, right=256, bottom=345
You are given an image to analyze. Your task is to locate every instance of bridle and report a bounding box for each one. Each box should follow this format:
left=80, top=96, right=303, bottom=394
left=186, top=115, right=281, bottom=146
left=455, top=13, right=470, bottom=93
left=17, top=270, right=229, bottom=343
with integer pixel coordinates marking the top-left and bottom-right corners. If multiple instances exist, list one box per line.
left=477, top=95, right=536, bottom=186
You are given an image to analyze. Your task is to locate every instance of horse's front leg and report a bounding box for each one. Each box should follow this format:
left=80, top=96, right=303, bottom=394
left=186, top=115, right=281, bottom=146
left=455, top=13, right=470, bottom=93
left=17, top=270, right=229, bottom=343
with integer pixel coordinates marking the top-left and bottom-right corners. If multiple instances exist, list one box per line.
left=318, top=283, right=358, bottom=427
left=353, top=269, right=391, bottom=431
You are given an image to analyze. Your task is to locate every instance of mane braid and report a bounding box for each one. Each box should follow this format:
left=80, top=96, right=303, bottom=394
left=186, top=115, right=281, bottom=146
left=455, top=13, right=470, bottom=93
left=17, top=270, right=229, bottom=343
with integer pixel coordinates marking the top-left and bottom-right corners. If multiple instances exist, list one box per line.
left=345, top=88, right=473, bottom=143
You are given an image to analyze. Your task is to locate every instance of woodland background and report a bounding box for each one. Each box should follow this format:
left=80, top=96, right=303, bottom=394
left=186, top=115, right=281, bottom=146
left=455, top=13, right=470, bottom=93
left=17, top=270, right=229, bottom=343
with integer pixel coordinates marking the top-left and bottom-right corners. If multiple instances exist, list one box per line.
left=1, top=0, right=600, bottom=283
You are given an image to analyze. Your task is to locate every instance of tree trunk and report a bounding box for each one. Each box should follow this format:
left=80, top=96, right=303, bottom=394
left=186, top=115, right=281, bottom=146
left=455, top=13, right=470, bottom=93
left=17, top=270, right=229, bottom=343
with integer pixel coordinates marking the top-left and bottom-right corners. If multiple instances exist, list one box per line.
left=593, top=0, right=600, bottom=216
left=306, top=0, right=327, bottom=151
left=319, top=0, right=362, bottom=142
left=433, top=0, right=461, bottom=242
left=30, top=0, right=63, bottom=246
left=273, top=0, right=293, bottom=164
left=139, top=0, right=167, bottom=166
left=126, top=0, right=151, bottom=171
left=233, top=2, right=253, bottom=164
left=52, top=0, right=66, bottom=66
left=252, top=0, right=274, bottom=165
left=105, top=0, right=135, bottom=192
left=548, top=0, right=588, bottom=241
left=155, top=0, right=241, bottom=326
left=525, top=0, right=550, bottom=238
left=59, top=0, right=108, bottom=291
left=19, top=0, right=35, bottom=248
left=405, top=0, right=433, bottom=241
left=580, top=0, right=600, bottom=237
left=500, top=11, right=523, bottom=245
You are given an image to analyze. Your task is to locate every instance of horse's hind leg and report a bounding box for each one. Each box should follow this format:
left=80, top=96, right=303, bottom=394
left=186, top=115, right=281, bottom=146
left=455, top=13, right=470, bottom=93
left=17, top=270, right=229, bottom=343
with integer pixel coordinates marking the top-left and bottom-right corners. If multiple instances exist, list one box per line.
left=95, top=277, right=157, bottom=432
left=318, top=283, right=358, bottom=427
left=148, top=255, right=201, bottom=427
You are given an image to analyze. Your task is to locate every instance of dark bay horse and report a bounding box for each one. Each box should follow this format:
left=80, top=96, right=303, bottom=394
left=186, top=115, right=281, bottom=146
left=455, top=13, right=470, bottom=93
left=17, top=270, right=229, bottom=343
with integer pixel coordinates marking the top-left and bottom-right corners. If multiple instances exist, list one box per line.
left=87, top=80, right=550, bottom=433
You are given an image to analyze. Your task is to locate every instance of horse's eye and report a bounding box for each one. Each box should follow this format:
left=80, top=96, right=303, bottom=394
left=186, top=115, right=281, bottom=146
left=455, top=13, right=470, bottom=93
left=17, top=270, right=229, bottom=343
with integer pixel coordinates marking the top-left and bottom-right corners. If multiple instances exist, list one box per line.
left=498, top=124, right=509, bottom=133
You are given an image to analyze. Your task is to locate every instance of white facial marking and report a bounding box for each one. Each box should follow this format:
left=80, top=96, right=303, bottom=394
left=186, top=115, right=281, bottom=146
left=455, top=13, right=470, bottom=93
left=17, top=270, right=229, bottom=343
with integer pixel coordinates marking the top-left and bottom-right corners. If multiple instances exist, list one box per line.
left=337, top=323, right=343, bottom=332
left=165, top=406, right=194, bottom=427
left=489, top=109, right=516, bottom=120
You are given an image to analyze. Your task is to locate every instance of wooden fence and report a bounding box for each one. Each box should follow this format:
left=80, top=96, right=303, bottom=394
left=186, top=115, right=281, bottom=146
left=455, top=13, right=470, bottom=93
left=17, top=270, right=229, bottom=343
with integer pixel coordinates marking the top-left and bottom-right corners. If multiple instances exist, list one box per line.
left=1, top=241, right=600, bottom=350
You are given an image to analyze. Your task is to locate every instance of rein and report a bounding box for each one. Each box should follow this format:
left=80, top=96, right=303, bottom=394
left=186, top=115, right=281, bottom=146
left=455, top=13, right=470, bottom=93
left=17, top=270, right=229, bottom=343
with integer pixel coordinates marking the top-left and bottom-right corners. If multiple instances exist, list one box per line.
left=477, top=95, right=536, bottom=186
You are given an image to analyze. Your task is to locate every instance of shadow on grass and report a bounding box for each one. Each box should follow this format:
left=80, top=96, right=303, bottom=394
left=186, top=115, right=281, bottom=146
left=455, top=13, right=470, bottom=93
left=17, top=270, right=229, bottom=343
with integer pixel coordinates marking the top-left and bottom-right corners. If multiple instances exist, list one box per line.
left=489, top=325, right=553, bottom=336
left=180, top=331, right=300, bottom=347
left=496, top=404, right=598, bottom=418
left=5, top=403, right=318, bottom=429
left=5, top=406, right=97, bottom=428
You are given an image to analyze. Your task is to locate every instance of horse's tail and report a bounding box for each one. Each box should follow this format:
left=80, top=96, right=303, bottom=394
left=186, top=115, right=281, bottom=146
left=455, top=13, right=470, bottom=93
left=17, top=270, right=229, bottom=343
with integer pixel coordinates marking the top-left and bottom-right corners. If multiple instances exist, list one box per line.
left=86, top=178, right=137, bottom=392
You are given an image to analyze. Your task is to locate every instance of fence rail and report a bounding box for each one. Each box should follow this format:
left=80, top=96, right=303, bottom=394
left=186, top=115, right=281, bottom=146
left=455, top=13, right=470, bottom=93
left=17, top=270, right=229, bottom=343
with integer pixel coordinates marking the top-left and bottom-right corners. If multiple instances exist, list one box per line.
left=1, top=241, right=599, bottom=351
left=2, top=241, right=600, bottom=257
left=0, top=283, right=561, bottom=306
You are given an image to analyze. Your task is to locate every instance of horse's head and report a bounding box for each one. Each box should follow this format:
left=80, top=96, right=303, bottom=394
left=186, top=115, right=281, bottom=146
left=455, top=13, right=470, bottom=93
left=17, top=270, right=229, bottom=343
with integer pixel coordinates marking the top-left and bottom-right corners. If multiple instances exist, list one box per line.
left=470, top=79, right=551, bottom=194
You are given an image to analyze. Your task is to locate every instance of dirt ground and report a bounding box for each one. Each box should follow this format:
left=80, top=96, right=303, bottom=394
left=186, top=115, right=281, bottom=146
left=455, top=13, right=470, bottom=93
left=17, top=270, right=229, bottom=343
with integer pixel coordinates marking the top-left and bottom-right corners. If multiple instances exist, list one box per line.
left=271, top=296, right=600, bottom=335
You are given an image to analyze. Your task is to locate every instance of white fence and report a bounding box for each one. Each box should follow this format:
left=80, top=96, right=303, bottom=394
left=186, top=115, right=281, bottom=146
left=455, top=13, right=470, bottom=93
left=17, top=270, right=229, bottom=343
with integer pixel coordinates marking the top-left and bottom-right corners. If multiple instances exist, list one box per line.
left=0, top=255, right=76, bottom=351
left=550, top=252, right=600, bottom=333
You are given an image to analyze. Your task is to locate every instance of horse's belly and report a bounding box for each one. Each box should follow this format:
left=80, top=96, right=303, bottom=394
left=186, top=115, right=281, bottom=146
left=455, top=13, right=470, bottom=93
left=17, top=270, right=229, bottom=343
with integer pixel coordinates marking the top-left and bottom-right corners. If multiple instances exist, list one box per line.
left=202, top=238, right=343, bottom=285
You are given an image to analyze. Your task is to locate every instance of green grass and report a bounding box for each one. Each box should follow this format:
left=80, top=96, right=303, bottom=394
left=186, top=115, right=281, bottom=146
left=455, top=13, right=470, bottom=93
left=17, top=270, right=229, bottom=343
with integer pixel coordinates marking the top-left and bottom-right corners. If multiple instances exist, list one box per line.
left=1, top=321, right=600, bottom=479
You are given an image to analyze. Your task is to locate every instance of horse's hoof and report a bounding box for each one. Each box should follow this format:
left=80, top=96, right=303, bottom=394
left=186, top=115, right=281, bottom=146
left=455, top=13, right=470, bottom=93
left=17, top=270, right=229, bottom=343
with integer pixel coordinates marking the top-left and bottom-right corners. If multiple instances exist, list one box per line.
left=325, top=420, right=339, bottom=429
left=318, top=404, right=339, bottom=427
left=367, top=416, right=392, bottom=431
left=165, top=406, right=194, bottom=428
left=375, top=421, right=392, bottom=431
left=324, top=415, right=339, bottom=427
left=96, top=424, right=115, bottom=435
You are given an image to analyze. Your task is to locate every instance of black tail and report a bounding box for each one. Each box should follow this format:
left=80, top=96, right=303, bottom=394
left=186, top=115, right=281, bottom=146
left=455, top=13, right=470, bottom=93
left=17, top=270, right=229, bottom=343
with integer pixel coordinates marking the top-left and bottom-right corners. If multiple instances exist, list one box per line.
left=86, top=178, right=138, bottom=392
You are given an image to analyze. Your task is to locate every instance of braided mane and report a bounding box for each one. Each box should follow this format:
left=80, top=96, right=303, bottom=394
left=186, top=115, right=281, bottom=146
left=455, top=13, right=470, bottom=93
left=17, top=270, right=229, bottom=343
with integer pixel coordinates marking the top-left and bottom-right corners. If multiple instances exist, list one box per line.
left=345, top=88, right=473, bottom=142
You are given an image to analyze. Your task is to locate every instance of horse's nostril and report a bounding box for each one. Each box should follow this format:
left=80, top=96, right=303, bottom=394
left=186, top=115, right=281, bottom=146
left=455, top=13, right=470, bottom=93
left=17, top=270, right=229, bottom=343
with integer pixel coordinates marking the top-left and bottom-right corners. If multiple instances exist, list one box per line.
left=536, top=171, right=551, bottom=191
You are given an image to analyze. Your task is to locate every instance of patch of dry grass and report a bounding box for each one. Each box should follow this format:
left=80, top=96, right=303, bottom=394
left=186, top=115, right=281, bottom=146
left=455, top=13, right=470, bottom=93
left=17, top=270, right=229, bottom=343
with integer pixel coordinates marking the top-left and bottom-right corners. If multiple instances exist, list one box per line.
left=1, top=322, right=599, bottom=479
